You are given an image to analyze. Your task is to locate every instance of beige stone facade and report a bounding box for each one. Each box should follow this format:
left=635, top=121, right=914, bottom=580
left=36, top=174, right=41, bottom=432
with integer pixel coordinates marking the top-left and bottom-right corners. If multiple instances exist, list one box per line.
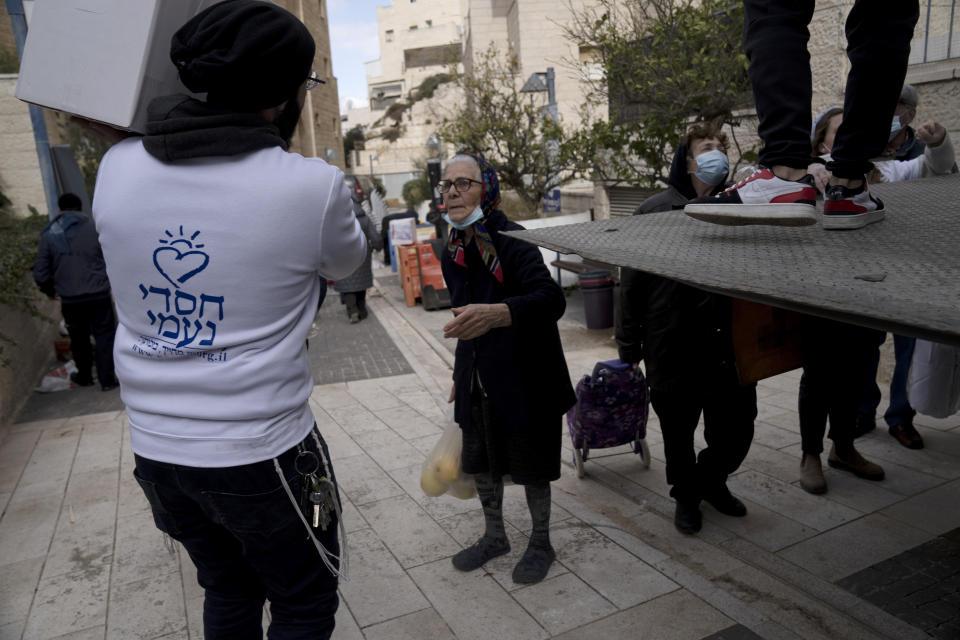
left=278, top=0, right=345, bottom=170
left=366, top=0, right=463, bottom=110
left=0, top=75, right=45, bottom=218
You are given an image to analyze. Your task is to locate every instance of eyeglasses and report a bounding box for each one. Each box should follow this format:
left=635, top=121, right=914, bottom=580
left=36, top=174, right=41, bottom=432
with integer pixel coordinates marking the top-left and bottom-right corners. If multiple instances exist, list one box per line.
left=306, top=70, right=326, bottom=91
left=439, top=178, right=482, bottom=193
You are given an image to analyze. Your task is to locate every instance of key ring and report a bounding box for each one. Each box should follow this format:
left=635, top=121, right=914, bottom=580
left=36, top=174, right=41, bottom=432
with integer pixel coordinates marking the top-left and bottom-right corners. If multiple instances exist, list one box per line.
left=294, top=449, right=320, bottom=476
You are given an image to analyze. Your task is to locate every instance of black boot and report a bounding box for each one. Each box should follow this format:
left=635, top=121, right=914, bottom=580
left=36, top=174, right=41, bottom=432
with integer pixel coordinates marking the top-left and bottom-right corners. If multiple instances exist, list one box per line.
left=674, top=501, right=702, bottom=534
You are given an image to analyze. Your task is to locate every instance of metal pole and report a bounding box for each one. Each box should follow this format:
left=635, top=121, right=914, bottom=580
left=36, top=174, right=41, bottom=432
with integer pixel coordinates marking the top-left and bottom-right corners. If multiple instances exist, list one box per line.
left=923, top=0, right=932, bottom=63
left=546, top=67, right=556, bottom=115
left=6, top=0, right=59, bottom=218
left=948, top=0, right=956, bottom=60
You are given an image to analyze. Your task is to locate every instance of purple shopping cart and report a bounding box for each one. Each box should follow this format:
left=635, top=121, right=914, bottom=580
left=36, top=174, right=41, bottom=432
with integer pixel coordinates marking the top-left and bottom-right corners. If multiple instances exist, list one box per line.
left=566, top=359, right=651, bottom=478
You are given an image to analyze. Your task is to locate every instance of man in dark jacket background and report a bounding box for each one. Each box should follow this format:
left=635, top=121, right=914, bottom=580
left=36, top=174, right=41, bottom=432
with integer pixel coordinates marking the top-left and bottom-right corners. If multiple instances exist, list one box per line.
left=617, top=122, right=757, bottom=535
left=33, top=192, right=118, bottom=390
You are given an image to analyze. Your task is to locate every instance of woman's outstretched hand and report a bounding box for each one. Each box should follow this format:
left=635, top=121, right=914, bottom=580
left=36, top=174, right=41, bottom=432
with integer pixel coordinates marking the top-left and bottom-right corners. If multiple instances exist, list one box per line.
left=443, top=303, right=511, bottom=340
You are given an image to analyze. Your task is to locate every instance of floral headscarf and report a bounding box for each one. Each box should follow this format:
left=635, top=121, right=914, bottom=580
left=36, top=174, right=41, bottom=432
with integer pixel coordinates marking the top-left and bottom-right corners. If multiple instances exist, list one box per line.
left=446, top=153, right=503, bottom=283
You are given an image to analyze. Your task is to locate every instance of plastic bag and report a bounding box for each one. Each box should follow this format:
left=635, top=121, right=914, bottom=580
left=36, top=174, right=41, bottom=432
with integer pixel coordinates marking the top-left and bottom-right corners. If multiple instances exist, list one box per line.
left=35, top=360, right=79, bottom=393
left=420, top=422, right=476, bottom=500
left=908, top=339, right=960, bottom=419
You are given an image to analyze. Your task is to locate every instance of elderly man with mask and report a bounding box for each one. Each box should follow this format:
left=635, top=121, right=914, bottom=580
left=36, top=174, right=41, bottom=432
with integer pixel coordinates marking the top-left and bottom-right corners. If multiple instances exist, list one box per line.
left=617, top=122, right=757, bottom=535
left=91, top=2, right=366, bottom=638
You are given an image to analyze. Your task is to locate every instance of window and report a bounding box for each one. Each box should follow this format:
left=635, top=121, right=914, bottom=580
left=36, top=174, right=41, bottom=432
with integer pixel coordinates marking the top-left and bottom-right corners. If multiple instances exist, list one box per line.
left=409, top=25, right=418, bottom=31
left=910, top=0, right=959, bottom=63
left=385, top=29, right=394, bottom=42
left=426, top=19, right=432, bottom=28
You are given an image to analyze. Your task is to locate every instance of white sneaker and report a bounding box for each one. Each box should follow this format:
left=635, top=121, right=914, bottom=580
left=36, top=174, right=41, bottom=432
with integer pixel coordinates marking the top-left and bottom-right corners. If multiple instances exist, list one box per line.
left=684, top=168, right=818, bottom=226
left=822, top=181, right=885, bottom=230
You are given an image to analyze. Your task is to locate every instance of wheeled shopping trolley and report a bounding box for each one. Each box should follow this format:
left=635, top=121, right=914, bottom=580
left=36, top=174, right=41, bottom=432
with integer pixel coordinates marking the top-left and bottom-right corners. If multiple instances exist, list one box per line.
left=566, top=359, right=651, bottom=478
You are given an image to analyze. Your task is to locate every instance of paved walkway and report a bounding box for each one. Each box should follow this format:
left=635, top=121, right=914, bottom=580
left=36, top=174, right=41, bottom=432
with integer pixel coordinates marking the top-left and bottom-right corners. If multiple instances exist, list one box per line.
left=1, top=265, right=959, bottom=639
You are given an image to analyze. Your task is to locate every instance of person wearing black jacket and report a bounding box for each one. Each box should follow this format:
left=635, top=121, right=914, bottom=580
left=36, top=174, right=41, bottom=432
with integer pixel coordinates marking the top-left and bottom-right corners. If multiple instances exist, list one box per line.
left=617, top=123, right=757, bottom=535
left=33, top=193, right=118, bottom=390
left=440, top=153, right=575, bottom=584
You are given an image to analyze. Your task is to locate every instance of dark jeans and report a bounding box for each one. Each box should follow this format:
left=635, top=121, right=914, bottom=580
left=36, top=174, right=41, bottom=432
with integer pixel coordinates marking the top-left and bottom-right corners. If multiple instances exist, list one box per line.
left=859, top=333, right=917, bottom=427
left=799, top=318, right=885, bottom=454
left=743, top=0, right=919, bottom=177
left=133, top=427, right=340, bottom=640
left=317, top=278, right=328, bottom=310
left=343, top=291, right=367, bottom=319
left=650, top=377, right=757, bottom=504
left=61, top=296, right=117, bottom=385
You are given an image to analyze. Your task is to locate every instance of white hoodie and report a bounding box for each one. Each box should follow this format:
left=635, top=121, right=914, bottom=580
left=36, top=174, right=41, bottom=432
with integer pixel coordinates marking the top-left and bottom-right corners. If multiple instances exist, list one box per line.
left=93, top=139, right=365, bottom=467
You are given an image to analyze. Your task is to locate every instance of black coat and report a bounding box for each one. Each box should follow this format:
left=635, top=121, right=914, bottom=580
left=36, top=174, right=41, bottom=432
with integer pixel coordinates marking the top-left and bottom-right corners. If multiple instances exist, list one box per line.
left=441, top=210, right=576, bottom=431
left=33, top=213, right=111, bottom=303
left=616, top=144, right=737, bottom=392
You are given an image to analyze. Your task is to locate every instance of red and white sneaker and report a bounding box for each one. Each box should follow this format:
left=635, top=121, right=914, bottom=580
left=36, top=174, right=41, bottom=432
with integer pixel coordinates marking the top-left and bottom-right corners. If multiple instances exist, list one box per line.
left=684, top=168, right=818, bottom=226
left=822, top=181, right=885, bottom=230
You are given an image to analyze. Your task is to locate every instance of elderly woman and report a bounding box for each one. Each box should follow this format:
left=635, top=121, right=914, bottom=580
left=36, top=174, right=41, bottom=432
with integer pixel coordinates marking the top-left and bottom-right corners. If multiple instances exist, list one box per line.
left=439, top=153, right=576, bottom=584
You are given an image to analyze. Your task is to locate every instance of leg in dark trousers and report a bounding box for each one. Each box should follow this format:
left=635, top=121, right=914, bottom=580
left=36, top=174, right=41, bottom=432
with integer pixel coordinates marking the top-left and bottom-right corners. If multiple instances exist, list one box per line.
left=89, top=297, right=118, bottom=387
left=828, top=0, right=920, bottom=179
left=742, top=0, right=815, bottom=170
left=343, top=292, right=360, bottom=322
left=651, top=389, right=703, bottom=504
left=61, top=301, right=94, bottom=384
left=356, top=290, right=368, bottom=320
left=857, top=336, right=884, bottom=430
left=133, top=430, right=342, bottom=640
left=651, top=389, right=706, bottom=533
left=799, top=318, right=886, bottom=492
left=698, top=380, right=757, bottom=502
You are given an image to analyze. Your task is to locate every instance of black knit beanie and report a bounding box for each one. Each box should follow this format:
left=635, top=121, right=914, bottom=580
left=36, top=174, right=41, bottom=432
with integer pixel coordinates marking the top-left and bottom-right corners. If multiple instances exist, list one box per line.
left=171, top=0, right=316, bottom=111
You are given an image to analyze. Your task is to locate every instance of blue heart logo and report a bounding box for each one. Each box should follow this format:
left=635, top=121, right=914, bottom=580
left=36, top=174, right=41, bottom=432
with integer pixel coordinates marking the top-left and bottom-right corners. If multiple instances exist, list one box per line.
left=153, top=246, right=209, bottom=288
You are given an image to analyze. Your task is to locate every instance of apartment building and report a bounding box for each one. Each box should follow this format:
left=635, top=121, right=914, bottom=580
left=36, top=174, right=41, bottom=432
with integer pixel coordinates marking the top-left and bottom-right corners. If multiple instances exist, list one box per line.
left=348, top=0, right=597, bottom=203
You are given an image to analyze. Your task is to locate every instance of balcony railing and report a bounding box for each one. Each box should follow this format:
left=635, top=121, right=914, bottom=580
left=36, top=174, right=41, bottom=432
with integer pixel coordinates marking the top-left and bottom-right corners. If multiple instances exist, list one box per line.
left=910, top=0, right=959, bottom=64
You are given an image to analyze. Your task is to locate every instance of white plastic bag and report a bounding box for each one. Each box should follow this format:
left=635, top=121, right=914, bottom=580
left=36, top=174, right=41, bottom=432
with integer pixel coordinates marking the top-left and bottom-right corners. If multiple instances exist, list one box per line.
left=420, top=423, right=476, bottom=500
left=908, top=339, right=960, bottom=419
left=35, top=360, right=79, bottom=393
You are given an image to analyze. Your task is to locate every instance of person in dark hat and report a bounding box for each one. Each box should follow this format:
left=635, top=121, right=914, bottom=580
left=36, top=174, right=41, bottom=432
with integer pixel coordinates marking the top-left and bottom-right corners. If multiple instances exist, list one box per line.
left=90, top=2, right=366, bottom=637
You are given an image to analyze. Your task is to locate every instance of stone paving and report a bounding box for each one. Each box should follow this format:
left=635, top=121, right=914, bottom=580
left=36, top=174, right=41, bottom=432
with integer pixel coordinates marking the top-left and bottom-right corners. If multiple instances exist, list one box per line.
left=1, top=264, right=959, bottom=639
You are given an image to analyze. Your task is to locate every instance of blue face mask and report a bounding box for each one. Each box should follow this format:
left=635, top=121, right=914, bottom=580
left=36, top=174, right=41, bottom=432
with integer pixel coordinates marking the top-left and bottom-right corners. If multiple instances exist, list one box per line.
left=888, top=115, right=902, bottom=141
left=694, top=149, right=729, bottom=186
left=443, top=206, right=484, bottom=230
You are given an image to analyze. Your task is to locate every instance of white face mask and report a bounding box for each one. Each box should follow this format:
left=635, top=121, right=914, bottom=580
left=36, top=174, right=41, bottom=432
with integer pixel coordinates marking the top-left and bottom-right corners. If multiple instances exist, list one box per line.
left=443, top=206, right=484, bottom=230
left=889, top=114, right=903, bottom=141
left=693, top=149, right=729, bottom=185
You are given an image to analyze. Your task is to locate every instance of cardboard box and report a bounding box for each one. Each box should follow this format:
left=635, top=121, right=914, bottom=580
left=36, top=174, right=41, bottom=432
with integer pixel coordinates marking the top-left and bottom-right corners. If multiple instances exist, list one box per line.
left=15, top=0, right=224, bottom=132
left=389, top=218, right=417, bottom=246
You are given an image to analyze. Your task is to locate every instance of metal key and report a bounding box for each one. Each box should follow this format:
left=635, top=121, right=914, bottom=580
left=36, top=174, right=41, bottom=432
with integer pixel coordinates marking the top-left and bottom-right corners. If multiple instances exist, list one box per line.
left=309, top=476, right=335, bottom=531
left=294, top=447, right=321, bottom=522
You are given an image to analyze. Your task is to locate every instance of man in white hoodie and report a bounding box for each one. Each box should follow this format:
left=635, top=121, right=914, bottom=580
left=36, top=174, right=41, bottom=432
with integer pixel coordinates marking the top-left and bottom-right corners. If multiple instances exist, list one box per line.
left=92, top=2, right=365, bottom=638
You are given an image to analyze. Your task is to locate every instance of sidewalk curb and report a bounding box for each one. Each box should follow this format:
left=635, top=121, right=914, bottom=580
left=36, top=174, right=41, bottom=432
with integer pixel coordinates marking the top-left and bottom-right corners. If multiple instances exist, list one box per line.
left=372, top=278, right=455, bottom=370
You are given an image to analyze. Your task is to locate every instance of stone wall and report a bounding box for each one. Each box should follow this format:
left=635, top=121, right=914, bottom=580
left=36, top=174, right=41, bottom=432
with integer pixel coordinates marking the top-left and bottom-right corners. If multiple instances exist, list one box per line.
left=0, top=297, right=60, bottom=427
left=0, top=76, right=45, bottom=219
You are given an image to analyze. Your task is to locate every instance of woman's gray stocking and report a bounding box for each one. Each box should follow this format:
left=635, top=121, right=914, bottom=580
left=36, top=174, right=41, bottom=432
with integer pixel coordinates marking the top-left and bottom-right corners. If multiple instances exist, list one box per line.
left=451, top=473, right=510, bottom=571
left=513, top=483, right=556, bottom=584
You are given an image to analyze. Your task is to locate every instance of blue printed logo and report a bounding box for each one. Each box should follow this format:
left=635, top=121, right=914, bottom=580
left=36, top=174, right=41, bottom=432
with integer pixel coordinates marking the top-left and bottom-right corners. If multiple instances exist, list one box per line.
left=134, top=226, right=227, bottom=361
left=153, top=228, right=210, bottom=288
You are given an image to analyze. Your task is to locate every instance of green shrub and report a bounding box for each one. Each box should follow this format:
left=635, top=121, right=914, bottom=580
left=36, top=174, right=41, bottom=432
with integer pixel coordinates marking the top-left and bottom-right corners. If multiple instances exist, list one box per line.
left=402, top=175, right=431, bottom=210
left=0, top=47, right=18, bottom=74
left=0, top=207, right=48, bottom=317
